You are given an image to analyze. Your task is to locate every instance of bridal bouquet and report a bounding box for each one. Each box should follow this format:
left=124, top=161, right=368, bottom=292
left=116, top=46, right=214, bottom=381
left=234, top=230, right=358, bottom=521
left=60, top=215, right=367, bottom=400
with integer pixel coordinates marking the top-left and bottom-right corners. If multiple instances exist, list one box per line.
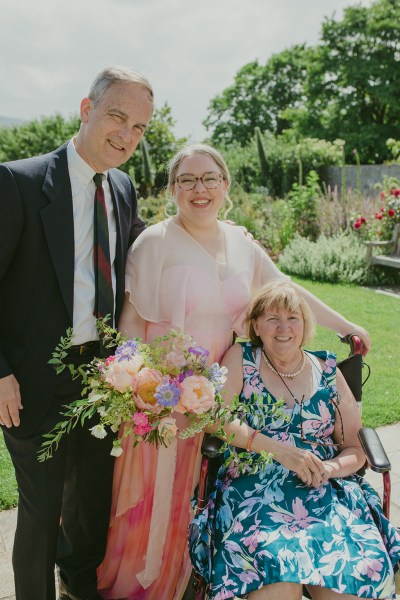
left=38, top=326, right=228, bottom=462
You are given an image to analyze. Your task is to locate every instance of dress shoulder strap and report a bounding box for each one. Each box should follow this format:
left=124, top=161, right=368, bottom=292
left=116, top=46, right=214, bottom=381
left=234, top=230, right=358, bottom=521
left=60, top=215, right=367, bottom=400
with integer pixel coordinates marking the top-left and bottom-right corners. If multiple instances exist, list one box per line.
left=239, top=341, right=258, bottom=367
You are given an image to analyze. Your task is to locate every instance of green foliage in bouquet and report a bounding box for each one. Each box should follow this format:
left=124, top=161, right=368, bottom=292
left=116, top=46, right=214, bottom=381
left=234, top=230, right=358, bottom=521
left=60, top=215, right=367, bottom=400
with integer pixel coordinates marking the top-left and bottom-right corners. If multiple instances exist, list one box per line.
left=39, top=324, right=285, bottom=475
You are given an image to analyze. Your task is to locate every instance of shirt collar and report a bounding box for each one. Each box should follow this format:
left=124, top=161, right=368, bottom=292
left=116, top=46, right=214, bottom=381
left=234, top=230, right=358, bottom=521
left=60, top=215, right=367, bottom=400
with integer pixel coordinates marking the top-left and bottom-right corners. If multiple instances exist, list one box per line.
left=67, top=138, right=109, bottom=186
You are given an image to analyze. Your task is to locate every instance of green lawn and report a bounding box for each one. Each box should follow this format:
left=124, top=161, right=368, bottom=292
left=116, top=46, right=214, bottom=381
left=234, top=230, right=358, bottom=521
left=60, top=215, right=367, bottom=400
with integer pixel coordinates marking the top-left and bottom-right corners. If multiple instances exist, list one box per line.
left=294, top=278, right=400, bottom=429
left=1, top=280, right=399, bottom=509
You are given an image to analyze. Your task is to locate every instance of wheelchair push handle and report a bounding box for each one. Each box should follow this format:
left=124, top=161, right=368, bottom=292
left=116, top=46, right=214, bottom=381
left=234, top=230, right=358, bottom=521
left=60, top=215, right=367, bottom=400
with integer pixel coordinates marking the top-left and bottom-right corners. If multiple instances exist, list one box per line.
left=337, top=334, right=362, bottom=356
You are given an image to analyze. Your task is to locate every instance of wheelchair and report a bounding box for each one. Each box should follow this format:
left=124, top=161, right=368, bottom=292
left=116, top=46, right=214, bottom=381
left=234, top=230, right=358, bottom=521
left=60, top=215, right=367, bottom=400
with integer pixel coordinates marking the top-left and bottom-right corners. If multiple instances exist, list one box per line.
left=191, top=335, right=393, bottom=599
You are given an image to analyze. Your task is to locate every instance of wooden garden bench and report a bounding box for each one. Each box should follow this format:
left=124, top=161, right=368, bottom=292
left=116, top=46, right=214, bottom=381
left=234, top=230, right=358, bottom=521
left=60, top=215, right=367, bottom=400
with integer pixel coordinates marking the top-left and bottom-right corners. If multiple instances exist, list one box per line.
left=365, top=223, right=400, bottom=269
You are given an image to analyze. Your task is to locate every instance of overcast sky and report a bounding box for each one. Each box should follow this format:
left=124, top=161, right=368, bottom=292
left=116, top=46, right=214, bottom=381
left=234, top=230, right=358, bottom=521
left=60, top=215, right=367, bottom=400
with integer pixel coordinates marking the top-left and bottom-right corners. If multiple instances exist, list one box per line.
left=1, top=0, right=372, bottom=140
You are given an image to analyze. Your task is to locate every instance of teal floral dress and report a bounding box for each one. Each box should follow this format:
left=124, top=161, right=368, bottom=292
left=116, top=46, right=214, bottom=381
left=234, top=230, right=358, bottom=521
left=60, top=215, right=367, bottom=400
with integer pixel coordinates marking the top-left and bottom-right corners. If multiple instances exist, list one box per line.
left=188, top=343, right=400, bottom=599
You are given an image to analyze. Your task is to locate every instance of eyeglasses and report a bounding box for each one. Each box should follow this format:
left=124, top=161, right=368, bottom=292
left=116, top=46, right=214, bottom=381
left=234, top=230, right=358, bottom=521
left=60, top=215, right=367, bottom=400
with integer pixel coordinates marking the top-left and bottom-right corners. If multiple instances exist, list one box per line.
left=175, top=172, right=224, bottom=191
left=297, top=390, right=344, bottom=448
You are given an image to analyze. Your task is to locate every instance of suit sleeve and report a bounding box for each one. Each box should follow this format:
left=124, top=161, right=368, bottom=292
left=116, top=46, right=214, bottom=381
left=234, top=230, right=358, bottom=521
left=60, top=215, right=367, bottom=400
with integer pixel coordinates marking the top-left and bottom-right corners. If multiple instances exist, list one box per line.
left=0, top=165, right=24, bottom=377
left=127, top=177, right=146, bottom=247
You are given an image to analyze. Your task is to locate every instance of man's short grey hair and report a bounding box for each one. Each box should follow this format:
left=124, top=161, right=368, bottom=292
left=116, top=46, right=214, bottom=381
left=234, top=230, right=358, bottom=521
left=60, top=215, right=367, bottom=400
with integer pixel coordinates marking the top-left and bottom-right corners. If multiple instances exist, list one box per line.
left=88, top=65, right=154, bottom=106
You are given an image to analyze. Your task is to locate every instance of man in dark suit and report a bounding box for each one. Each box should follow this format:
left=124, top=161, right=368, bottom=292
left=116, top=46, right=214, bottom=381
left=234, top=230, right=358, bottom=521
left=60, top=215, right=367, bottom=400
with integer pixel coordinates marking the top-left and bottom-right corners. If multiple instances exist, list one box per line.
left=0, top=65, right=154, bottom=600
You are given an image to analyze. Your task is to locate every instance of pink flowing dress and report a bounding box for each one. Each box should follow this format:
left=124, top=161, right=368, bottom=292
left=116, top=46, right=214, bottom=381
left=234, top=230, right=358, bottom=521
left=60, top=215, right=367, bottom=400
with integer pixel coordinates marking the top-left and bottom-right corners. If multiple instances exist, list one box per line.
left=97, top=219, right=287, bottom=600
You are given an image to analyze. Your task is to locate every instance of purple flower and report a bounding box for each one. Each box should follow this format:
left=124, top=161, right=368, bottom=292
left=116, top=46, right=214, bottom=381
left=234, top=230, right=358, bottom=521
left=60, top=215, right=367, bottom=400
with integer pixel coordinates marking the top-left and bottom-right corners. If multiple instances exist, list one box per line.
left=189, top=345, right=210, bottom=358
left=115, top=340, right=139, bottom=361
left=154, top=381, right=181, bottom=406
left=177, top=369, right=194, bottom=383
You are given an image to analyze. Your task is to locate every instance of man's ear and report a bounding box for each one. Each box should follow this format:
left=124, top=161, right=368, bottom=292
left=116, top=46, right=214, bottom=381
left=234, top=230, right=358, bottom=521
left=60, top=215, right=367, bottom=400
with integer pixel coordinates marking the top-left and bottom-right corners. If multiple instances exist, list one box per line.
left=80, top=97, right=93, bottom=123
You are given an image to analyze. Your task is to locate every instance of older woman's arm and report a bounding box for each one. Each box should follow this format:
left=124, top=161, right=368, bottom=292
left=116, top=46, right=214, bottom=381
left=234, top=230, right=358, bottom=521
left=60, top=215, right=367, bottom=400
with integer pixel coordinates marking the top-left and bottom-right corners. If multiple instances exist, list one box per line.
left=320, top=368, right=366, bottom=482
left=208, top=344, right=328, bottom=487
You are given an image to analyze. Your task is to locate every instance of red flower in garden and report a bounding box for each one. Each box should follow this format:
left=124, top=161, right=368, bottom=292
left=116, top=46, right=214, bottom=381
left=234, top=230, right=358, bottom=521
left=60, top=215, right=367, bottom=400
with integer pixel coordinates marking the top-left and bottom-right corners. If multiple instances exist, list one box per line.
left=353, top=221, right=362, bottom=229
left=393, top=189, right=400, bottom=197
left=388, top=209, right=396, bottom=217
left=375, top=212, right=383, bottom=220
left=360, top=216, right=366, bottom=224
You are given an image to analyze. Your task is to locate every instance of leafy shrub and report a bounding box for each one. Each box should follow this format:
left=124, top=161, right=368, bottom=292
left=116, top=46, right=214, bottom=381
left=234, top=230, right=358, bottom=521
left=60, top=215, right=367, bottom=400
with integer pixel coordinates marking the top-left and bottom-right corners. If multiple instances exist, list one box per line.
left=278, top=232, right=399, bottom=285
left=218, top=133, right=343, bottom=197
left=287, top=170, right=320, bottom=240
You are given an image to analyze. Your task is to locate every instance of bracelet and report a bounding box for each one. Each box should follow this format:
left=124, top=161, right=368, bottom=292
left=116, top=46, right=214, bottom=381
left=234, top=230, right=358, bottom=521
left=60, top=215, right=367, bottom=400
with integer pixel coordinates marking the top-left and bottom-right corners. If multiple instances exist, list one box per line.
left=246, top=429, right=261, bottom=452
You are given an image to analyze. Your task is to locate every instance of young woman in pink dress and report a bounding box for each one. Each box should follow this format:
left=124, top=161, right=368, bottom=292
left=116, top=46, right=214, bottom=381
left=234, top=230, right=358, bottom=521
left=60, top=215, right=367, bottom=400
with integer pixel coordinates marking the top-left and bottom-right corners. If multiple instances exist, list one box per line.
left=97, top=143, right=370, bottom=600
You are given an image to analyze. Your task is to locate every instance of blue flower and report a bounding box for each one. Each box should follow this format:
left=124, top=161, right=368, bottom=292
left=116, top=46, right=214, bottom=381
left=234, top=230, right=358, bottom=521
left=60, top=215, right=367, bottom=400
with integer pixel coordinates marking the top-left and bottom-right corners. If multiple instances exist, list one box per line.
left=208, top=363, right=228, bottom=392
left=154, top=381, right=181, bottom=407
left=115, top=340, right=139, bottom=361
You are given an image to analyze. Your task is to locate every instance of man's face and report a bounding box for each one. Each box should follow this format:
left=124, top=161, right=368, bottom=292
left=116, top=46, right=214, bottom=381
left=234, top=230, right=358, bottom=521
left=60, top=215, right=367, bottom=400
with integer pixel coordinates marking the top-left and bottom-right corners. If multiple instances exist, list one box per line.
left=75, top=82, right=153, bottom=172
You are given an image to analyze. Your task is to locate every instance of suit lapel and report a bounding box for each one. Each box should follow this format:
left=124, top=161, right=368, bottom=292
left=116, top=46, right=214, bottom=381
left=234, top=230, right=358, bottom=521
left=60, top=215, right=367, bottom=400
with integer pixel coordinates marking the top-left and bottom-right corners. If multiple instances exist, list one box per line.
left=40, top=145, right=75, bottom=322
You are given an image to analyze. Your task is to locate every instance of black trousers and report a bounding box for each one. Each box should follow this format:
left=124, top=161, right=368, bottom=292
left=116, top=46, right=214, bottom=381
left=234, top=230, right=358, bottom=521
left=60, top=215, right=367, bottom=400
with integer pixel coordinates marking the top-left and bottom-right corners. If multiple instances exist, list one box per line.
left=3, top=354, right=115, bottom=600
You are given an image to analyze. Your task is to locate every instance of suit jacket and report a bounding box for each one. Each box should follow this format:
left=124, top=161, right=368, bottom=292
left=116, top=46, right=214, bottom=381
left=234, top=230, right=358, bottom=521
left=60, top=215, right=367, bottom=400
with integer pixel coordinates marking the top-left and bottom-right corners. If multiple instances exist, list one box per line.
left=0, top=143, right=145, bottom=437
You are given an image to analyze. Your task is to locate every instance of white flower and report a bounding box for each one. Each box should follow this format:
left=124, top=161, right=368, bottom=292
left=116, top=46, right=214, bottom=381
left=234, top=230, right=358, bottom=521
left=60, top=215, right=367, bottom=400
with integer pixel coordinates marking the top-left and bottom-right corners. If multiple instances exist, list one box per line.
left=97, top=405, right=107, bottom=417
left=89, top=424, right=107, bottom=439
left=110, top=445, right=123, bottom=457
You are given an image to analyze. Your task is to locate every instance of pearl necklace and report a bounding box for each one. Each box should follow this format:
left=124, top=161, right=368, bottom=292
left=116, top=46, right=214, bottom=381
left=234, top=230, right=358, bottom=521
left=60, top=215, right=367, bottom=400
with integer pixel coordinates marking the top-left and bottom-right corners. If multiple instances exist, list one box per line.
left=261, top=349, right=306, bottom=379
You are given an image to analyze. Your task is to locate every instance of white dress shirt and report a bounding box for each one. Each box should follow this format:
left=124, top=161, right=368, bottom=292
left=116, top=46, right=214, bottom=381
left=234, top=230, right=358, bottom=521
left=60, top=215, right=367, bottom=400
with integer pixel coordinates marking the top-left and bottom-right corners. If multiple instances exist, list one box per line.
left=67, top=139, right=117, bottom=344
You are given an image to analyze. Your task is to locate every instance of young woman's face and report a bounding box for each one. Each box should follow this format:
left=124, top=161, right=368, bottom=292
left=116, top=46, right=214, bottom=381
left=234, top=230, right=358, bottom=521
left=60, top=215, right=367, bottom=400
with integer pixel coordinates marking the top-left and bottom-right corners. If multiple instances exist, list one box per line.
left=172, top=153, right=228, bottom=227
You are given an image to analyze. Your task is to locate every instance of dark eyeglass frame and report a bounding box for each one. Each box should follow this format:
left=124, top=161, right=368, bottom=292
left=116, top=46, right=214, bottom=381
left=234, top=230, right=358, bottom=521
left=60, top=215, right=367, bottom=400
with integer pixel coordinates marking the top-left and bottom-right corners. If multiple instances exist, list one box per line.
left=174, top=172, right=224, bottom=191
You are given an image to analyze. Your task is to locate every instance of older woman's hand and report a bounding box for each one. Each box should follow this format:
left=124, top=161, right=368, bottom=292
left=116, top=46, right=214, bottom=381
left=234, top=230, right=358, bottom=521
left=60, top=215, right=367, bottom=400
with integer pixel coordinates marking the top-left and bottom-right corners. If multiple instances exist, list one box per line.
left=275, top=445, right=326, bottom=488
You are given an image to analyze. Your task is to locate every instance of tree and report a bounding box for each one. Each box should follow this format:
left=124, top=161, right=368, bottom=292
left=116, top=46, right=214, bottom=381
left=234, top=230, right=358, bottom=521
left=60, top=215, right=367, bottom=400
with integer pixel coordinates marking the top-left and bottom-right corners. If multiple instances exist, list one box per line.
left=204, top=46, right=310, bottom=146
left=204, top=0, right=400, bottom=163
left=292, top=0, right=400, bottom=163
left=0, top=114, right=80, bottom=162
left=119, top=103, right=186, bottom=193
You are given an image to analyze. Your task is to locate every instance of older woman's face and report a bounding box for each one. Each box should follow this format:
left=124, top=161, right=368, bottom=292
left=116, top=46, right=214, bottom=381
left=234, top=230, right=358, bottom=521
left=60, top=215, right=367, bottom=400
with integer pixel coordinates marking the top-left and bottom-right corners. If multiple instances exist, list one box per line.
left=172, top=153, right=227, bottom=227
left=253, top=307, right=304, bottom=355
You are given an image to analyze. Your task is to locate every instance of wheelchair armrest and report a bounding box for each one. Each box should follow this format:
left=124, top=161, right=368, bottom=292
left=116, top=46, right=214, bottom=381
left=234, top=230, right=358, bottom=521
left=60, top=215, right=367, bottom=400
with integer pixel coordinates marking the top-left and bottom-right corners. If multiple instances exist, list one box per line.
left=201, top=433, right=224, bottom=459
left=358, top=427, right=391, bottom=473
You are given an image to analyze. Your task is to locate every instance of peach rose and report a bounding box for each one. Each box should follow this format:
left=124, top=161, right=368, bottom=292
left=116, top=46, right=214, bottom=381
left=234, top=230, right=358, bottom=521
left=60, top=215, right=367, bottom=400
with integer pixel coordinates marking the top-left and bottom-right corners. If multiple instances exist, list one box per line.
left=104, top=355, right=144, bottom=392
left=175, top=375, right=216, bottom=414
left=133, top=368, right=164, bottom=413
left=158, top=416, right=178, bottom=440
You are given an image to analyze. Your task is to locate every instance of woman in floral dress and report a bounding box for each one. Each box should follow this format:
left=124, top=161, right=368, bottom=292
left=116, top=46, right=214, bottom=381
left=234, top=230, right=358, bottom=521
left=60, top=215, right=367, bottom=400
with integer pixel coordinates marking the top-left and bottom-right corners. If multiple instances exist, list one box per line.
left=189, top=280, right=400, bottom=600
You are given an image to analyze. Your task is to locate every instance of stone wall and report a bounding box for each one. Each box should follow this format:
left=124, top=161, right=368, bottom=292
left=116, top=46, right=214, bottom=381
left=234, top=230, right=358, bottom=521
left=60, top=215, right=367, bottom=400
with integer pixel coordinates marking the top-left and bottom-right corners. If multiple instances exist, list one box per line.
left=320, top=164, right=400, bottom=198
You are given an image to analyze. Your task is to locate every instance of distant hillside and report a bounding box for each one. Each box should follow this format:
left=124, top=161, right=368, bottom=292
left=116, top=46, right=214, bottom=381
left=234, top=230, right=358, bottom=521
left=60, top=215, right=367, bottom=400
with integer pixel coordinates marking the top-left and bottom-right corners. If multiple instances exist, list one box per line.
left=0, top=116, right=29, bottom=127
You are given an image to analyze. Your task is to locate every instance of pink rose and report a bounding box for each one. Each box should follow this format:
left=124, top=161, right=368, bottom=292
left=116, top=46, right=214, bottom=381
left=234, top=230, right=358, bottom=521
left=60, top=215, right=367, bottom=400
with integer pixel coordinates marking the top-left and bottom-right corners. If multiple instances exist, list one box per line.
left=158, top=416, right=178, bottom=440
left=353, top=220, right=361, bottom=229
left=104, top=355, right=144, bottom=392
left=175, top=375, right=216, bottom=414
left=133, top=368, right=164, bottom=413
left=132, top=412, right=153, bottom=436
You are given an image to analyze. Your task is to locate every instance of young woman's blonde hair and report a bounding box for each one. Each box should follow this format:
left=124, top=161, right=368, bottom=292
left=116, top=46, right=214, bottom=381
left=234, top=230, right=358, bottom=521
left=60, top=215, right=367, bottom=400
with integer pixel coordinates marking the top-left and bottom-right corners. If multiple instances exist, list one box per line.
left=247, top=279, right=316, bottom=348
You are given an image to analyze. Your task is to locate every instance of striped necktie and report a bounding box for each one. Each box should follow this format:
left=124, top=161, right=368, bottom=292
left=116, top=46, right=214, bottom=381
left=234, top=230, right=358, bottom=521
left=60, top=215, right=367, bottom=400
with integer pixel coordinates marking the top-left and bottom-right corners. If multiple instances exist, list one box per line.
left=93, top=173, right=114, bottom=324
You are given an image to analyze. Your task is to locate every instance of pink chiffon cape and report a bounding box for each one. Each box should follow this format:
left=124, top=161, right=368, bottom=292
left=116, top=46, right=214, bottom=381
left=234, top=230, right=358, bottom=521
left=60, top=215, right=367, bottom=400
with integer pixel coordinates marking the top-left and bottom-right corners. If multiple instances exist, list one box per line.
left=97, top=219, right=287, bottom=599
